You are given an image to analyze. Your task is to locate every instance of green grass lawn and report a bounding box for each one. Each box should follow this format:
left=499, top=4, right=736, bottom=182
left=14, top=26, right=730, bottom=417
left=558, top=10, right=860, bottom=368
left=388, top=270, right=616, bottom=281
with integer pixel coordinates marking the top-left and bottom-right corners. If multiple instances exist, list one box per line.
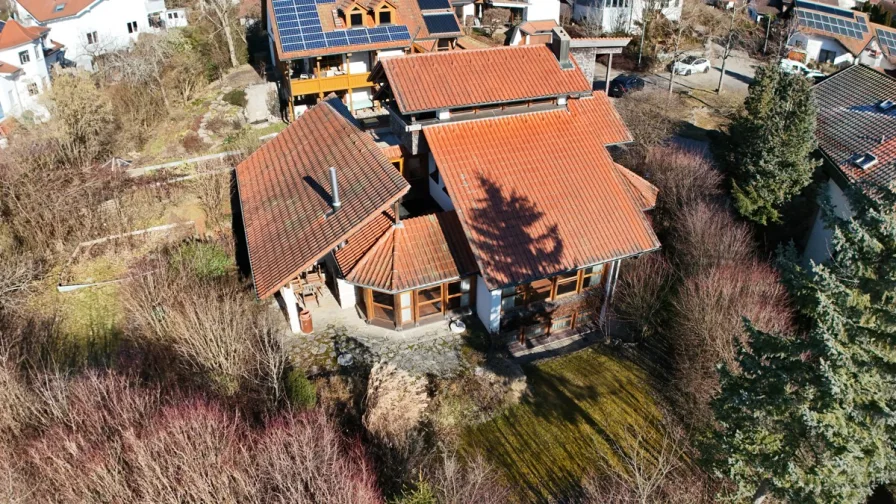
left=462, top=348, right=665, bottom=503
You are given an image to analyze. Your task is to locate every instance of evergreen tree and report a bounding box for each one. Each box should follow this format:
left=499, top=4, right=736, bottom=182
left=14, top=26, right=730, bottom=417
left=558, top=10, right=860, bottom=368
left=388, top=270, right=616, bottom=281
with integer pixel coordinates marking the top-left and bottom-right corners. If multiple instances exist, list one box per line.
left=706, top=185, right=896, bottom=503
left=724, top=64, right=819, bottom=225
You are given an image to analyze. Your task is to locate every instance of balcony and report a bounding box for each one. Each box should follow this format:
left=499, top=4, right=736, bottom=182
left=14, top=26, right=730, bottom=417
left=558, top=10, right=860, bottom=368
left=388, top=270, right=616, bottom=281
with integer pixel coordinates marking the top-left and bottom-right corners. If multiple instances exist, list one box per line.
left=290, top=70, right=372, bottom=97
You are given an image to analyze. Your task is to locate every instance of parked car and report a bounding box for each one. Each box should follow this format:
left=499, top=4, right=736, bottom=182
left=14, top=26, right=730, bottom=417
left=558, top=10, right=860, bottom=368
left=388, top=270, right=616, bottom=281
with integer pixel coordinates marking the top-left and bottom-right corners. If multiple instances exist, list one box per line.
left=780, top=59, right=826, bottom=80
left=672, top=56, right=711, bottom=76
left=608, top=75, right=646, bottom=98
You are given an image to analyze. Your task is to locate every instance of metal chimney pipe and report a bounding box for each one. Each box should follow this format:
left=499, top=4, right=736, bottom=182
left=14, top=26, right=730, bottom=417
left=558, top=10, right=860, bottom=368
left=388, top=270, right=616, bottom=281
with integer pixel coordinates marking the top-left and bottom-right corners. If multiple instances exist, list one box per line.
left=329, top=167, right=342, bottom=212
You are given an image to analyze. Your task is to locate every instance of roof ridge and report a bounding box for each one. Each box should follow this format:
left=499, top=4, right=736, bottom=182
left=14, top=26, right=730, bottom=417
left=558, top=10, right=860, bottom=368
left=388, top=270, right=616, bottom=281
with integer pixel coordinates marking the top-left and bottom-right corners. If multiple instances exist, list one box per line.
left=422, top=104, right=571, bottom=130
left=384, top=42, right=545, bottom=62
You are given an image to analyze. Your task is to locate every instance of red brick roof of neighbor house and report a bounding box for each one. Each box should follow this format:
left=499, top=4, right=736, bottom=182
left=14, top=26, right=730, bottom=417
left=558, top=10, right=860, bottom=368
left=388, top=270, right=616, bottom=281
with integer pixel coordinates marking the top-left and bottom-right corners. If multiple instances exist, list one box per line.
left=377, top=45, right=593, bottom=114
left=236, top=95, right=409, bottom=299
left=615, top=164, right=659, bottom=211
left=14, top=0, right=94, bottom=22
left=424, top=92, right=661, bottom=290
left=0, top=19, right=47, bottom=50
left=345, top=211, right=478, bottom=292
left=0, top=61, right=22, bottom=74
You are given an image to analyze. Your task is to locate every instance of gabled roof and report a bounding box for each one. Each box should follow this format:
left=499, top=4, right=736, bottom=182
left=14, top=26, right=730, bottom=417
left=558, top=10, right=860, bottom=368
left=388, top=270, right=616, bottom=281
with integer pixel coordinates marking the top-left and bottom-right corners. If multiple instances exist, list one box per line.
left=0, top=19, right=47, bottom=50
left=424, top=92, right=660, bottom=290
left=375, top=45, right=593, bottom=114
left=616, top=164, right=659, bottom=211
left=518, top=19, right=558, bottom=35
left=333, top=210, right=396, bottom=275
left=15, top=0, right=95, bottom=22
left=236, top=96, right=410, bottom=298
left=0, top=61, right=23, bottom=74
left=792, top=0, right=875, bottom=56
left=812, top=64, right=896, bottom=192
left=345, top=211, right=478, bottom=292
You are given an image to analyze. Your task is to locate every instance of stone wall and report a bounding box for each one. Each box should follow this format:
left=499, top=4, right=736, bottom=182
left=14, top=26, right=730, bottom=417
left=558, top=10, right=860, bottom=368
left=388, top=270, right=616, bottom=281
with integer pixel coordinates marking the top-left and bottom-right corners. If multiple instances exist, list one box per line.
left=570, top=47, right=599, bottom=85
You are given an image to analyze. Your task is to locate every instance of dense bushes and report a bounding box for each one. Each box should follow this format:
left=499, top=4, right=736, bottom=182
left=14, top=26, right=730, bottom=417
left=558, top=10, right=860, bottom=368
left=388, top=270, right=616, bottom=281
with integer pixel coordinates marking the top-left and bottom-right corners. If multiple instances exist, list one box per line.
left=617, top=145, right=793, bottom=423
left=223, top=89, right=248, bottom=107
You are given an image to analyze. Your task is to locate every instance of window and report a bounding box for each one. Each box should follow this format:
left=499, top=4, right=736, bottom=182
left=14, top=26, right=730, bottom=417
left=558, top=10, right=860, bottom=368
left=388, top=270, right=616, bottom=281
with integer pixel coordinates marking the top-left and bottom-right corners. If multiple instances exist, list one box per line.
left=87, top=31, right=98, bottom=45
left=127, top=21, right=138, bottom=33
left=378, top=9, right=391, bottom=24
left=501, top=285, right=526, bottom=311
left=18, top=50, right=30, bottom=64
left=554, top=271, right=579, bottom=299
left=582, top=264, right=604, bottom=288
left=445, top=277, right=472, bottom=310
left=416, top=285, right=442, bottom=318
left=429, top=166, right=439, bottom=184
left=818, top=49, right=836, bottom=64
left=551, top=314, right=573, bottom=332
left=27, top=83, right=39, bottom=96
left=350, top=11, right=364, bottom=27
left=168, top=11, right=179, bottom=19
left=370, top=290, right=395, bottom=323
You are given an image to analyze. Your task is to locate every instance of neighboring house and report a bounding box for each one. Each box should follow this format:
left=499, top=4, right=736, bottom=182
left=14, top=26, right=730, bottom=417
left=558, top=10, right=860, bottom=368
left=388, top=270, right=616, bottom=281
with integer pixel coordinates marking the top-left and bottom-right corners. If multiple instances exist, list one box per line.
left=10, top=0, right=188, bottom=70
left=747, top=0, right=789, bottom=21
left=509, top=19, right=558, bottom=44
left=0, top=19, right=54, bottom=120
left=466, top=0, right=560, bottom=26
left=571, top=0, right=681, bottom=34
left=236, top=31, right=661, bottom=353
left=786, top=0, right=896, bottom=69
left=266, top=0, right=464, bottom=117
left=804, top=65, right=896, bottom=264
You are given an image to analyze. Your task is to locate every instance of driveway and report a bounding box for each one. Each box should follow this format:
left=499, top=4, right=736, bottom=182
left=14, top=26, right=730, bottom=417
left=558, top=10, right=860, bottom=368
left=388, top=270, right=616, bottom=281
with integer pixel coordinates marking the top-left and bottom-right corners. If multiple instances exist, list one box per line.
left=594, top=44, right=760, bottom=95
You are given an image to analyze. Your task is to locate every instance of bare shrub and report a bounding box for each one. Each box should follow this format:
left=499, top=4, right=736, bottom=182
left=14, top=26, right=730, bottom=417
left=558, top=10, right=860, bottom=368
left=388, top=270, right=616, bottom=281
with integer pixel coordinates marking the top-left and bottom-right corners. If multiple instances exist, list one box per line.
left=125, top=401, right=258, bottom=503
left=192, top=159, right=233, bottom=230
left=424, top=451, right=511, bottom=504
left=45, top=70, right=120, bottom=168
left=182, top=131, right=207, bottom=153
left=638, top=146, right=724, bottom=224
left=671, top=203, right=753, bottom=277
left=579, top=422, right=714, bottom=504
left=122, top=257, right=257, bottom=395
left=256, top=409, right=383, bottom=504
left=363, top=363, right=429, bottom=445
left=615, top=90, right=690, bottom=158
left=614, top=254, right=672, bottom=339
left=481, top=8, right=510, bottom=37
left=0, top=248, right=41, bottom=311
left=672, top=262, right=792, bottom=420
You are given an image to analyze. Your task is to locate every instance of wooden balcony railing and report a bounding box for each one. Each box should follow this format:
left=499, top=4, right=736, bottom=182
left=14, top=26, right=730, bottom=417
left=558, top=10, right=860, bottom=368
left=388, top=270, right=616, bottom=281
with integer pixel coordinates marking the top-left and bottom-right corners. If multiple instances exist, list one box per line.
left=290, top=71, right=372, bottom=97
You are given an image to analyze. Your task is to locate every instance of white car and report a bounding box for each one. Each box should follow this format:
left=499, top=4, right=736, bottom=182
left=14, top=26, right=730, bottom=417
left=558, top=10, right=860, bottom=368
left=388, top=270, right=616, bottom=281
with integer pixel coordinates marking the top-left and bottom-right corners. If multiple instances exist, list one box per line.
left=780, top=59, right=826, bottom=80
left=672, top=56, right=711, bottom=76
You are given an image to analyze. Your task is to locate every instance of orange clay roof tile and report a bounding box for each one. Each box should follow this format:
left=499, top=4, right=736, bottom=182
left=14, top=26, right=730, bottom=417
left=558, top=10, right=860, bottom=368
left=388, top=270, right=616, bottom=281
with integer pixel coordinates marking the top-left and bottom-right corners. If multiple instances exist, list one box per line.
left=0, top=61, right=22, bottom=74
left=378, top=45, right=593, bottom=113
left=236, top=96, right=409, bottom=298
left=14, top=0, right=94, bottom=22
left=615, top=164, right=658, bottom=210
left=0, top=19, right=47, bottom=50
left=333, top=210, right=396, bottom=275
left=345, top=211, right=478, bottom=292
left=423, top=92, right=660, bottom=289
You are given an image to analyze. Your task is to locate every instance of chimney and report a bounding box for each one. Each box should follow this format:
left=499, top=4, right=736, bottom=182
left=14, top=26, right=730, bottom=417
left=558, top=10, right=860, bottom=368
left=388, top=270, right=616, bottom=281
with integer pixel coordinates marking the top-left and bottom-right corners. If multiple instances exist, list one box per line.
left=329, top=167, right=342, bottom=212
left=551, top=27, right=573, bottom=70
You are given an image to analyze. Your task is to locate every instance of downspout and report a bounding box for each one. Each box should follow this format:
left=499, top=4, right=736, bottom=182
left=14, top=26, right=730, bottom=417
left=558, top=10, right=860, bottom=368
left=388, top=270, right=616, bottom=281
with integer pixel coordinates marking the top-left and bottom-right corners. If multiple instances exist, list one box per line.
left=599, top=260, right=621, bottom=326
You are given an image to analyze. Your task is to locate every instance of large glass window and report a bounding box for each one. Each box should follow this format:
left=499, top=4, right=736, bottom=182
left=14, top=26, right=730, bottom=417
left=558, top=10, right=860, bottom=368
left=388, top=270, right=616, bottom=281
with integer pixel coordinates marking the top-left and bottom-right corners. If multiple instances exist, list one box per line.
left=370, top=290, right=395, bottom=323
left=445, top=277, right=472, bottom=311
left=582, top=264, right=605, bottom=289
left=555, top=271, right=579, bottom=298
left=378, top=9, right=391, bottom=24
left=350, top=12, right=363, bottom=26
left=416, top=285, right=442, bottom=318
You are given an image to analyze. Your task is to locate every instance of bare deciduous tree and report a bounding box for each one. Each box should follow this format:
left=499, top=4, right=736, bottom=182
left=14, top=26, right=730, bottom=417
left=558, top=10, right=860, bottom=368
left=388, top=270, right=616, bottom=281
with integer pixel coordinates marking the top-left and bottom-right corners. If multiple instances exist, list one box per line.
left=192, top=159, right=233, bottom=231
left=425, top=451, right=511, bottom=504
left=198, top=0, right=241, bottom=69
left=481, top=8, right=510, bottom=37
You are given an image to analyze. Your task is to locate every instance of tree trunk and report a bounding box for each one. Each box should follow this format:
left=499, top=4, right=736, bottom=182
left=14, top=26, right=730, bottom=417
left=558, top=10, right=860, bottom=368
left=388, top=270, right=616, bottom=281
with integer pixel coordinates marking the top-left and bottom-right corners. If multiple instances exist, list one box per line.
left=220, top=11, right=240, bottom=69
left=717, top=55, right=727, bottom=93
left=752, top=479, right=771, bottom=504
left=668, top=65, right=675, bottom=94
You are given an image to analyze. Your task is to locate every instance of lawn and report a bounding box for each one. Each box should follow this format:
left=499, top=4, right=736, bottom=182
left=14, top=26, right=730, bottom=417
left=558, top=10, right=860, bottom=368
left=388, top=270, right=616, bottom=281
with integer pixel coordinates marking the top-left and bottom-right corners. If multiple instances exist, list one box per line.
left=462, top=348, right=666, bottom=503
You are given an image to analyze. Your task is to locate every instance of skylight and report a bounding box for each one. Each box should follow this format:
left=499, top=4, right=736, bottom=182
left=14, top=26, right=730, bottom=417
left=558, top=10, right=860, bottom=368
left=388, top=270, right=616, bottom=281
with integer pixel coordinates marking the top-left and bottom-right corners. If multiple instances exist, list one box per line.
left=54, top=4, right=66, bottom=11
left=849, top=153, right=878, bottom=170
left=878, top=99, right=896, bottom=111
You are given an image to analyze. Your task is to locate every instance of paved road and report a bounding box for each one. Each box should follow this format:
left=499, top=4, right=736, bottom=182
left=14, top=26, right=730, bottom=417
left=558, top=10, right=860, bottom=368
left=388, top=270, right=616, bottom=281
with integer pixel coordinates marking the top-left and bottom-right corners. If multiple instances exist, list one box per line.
left=594, top=45, right=759, bottom=95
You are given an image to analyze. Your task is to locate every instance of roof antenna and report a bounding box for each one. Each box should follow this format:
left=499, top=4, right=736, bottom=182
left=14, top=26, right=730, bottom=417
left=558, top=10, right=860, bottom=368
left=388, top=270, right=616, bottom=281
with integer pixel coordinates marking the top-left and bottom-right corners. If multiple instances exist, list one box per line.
left=329, top=167, right=342, bottom=212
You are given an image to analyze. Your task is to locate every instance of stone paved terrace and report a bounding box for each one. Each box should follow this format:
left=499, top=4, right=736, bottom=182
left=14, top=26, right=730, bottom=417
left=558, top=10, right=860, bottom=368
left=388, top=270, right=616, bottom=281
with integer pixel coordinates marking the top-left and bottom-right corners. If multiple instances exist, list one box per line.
left=272, top=287, right=465, bottom=377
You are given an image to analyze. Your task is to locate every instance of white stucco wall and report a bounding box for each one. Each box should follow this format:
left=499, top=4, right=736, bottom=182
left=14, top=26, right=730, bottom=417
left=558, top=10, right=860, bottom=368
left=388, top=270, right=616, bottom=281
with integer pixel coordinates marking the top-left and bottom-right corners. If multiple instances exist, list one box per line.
left=524, top=0, right=561, bottom=22
left=280, top=285, right=302, bottom=333
left=803, top=178, right=854, bottom=266
left=0, top=38, right=51, bottom=118
left=14, top=0, right=182, bottom=70
left=346, top=51, right=368, bottom=73
left=801, top=35, right=852, bottom=65
left=428, top=152, right=455, bottom=211
left=475, top=275, right=501, bottom=333
left=572, top=0, right=681, bottom=33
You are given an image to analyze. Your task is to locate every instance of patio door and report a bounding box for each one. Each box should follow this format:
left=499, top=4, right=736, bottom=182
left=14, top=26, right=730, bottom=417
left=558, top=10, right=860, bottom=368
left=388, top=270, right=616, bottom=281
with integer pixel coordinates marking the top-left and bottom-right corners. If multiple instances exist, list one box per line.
left=368, top=290, right=396, bottom=326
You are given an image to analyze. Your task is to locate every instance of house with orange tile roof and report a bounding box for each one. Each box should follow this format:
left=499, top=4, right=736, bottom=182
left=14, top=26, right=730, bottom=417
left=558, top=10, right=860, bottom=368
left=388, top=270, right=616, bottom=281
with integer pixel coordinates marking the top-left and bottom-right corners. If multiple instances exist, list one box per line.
left=10, top=0, right=187, bottom=70
left=0, top=19, right=55, bottom=121
left=237, top=35, right=659, bottom=351
left=266, top=0, right=464, bottom=118
left=785, top=0, right=896, bottom=70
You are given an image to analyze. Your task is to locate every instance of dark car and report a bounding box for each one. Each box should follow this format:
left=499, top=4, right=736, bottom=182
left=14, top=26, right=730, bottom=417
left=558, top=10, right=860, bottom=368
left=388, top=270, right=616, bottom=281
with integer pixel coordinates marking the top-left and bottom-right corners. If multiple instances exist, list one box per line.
left=608, top=74, right=645, bottom=98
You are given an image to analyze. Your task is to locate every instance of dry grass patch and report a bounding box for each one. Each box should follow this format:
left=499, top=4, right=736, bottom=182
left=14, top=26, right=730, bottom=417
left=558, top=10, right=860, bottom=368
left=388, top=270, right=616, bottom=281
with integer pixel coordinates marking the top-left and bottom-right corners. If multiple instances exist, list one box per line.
left=462, top=348, right=665, bottom=503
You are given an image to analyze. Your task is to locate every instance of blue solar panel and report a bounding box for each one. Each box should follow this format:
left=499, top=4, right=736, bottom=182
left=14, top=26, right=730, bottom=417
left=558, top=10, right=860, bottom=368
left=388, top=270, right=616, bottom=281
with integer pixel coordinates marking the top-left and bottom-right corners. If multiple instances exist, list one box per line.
left=796, top=0, right=854, bottom=18
left=796, top=9, right=866, bottom=39
left=417, top=0, right=451, bottom=10
left=273, top=0, right=414, bottom=54
left=422, top=13, right=460, bottom=34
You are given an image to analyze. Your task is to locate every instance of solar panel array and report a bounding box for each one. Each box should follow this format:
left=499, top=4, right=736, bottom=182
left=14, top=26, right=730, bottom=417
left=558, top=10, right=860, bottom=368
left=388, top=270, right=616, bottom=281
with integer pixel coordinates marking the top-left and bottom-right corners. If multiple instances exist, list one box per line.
left=796, top=9, right=868, bottom=40
left=795, top=0, right=856, bottom=18
left=273, top=0, right=411, bottom=54
left=417, top=0, right=451, bottom=10
left=879, top=26, right=896, bottom=53
left=422, top=12, right=460, bottom=34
